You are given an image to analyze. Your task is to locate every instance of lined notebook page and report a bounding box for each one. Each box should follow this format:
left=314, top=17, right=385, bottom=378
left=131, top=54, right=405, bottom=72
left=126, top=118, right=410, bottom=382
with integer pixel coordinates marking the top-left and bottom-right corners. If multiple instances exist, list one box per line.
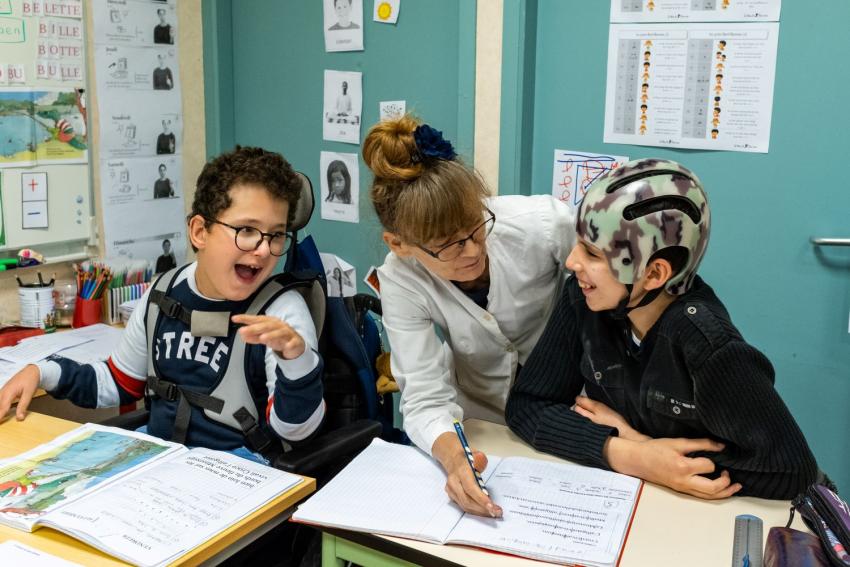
left=448, top=456, right=641, bottom=567
left=293, top=438, right=496, bottom=543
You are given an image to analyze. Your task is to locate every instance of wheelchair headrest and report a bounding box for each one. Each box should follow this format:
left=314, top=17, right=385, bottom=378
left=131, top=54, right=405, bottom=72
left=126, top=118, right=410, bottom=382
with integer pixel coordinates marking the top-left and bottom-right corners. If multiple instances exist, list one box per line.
left=289, top=171, right=315, bottom=233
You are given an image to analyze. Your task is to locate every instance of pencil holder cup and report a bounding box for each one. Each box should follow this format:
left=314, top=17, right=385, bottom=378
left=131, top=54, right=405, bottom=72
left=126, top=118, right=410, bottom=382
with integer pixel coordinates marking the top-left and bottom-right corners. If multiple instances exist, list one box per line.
left=19, top=285, right=54, bottom=328
left=72, top=298, right=103, bottom=328
left=53, top=280, right=77, bottom=327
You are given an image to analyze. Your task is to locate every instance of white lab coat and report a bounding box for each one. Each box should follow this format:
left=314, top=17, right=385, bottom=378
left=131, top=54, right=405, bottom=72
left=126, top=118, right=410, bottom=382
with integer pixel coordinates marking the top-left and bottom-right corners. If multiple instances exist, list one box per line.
left=378, top=195, right=576, bottom=453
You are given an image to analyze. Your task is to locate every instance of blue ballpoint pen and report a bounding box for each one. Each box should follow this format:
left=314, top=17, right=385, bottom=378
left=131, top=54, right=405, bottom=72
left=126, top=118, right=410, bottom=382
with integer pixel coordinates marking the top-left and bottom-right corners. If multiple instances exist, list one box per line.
left=453, top=419, right=489, bottom=497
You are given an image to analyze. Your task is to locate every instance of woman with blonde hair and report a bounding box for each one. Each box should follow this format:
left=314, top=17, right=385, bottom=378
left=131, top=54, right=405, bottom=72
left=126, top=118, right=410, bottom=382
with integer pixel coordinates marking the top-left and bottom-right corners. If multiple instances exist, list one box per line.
left=363, top=115, right=575, bottom=517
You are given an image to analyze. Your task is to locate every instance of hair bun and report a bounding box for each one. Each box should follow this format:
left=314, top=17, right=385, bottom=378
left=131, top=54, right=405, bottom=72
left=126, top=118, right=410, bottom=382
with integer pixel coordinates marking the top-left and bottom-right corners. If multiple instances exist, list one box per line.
left=362, top=114, right=424, bottom=181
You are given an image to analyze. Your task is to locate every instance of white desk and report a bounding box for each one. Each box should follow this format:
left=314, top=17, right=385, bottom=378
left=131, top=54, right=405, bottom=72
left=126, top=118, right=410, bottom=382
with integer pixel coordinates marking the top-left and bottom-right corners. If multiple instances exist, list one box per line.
left=322, top=419, right=806, bottom=567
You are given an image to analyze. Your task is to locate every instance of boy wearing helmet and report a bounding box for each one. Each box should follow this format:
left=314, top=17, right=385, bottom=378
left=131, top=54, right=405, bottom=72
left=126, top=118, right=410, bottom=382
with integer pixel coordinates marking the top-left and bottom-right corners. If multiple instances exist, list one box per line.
left=506, top=158, right=818, bottom=500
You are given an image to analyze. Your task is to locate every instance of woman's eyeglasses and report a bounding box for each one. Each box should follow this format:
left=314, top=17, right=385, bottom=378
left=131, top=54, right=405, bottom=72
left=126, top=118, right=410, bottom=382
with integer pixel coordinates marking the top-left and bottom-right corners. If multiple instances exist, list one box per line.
left=417, top=209, right=496, bottom=262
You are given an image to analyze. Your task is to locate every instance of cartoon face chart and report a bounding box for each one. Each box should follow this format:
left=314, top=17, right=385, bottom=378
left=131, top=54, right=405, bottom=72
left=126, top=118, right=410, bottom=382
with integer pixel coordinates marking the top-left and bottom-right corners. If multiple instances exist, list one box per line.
left=93, top=1, right=179, bottom=46
left=611, top=0, right=781, bottom=22
left=604, top=23, right=779, bottom=153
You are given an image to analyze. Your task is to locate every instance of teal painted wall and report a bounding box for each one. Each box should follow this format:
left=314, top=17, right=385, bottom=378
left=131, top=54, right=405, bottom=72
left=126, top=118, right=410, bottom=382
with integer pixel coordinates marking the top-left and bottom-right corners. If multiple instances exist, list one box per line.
left=204, top=0, right=476, bottom=287
left=512, top=1, right=850, bottom=490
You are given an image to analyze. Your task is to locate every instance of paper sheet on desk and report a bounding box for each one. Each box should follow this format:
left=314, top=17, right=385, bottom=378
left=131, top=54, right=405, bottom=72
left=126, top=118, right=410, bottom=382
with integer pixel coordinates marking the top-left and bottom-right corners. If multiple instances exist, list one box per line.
left=50, top=325, right=124, bottom=364
left=0, top=359, right=26, bottom=388
left=0, top=540, right=84, bottom=566
left=0, top=333, right=92, bottom=365
left=0, top=325, right=123, bottom=380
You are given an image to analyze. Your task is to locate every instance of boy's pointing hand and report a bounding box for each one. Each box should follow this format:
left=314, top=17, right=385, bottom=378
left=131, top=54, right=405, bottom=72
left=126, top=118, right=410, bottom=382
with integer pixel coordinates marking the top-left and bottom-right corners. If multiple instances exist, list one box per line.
left=232, top=314, right=306, bottom=360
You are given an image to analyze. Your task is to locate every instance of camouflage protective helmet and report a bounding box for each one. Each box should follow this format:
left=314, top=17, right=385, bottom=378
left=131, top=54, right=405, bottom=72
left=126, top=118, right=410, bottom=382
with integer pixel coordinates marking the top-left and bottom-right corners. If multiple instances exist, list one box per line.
left=576, top=158, right=710, bottom=295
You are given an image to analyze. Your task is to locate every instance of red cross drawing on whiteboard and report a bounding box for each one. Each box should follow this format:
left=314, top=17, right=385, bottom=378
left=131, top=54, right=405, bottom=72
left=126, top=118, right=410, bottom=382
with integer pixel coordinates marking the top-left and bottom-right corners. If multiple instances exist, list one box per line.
left=28, top=178, right=39, bottom=191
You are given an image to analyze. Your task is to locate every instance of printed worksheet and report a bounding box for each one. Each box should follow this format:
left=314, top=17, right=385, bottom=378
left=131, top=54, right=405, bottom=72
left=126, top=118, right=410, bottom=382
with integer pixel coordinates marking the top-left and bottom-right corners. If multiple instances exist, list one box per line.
left=94, top=44, right=181, bottom=95
left=611, top=0, right=781, bottom=22
left=97, top=94, right=181, bottom=159
left=603, top=23, right=779, bottom=153
left=92, top=0, right=186, bottom=268
left=99, top=156, right=187, bottom=262
left=294, top=439, right=641, bottom=567
left=93, top=0, right=178, bottom=46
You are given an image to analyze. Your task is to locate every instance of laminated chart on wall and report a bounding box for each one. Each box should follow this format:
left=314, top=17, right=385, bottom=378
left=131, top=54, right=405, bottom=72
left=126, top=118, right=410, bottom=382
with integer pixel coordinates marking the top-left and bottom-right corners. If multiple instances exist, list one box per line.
left=603, top=23, right=779, bottom=153
left=92, top=0, right=186, bottom=265
left=611, top=0, right=781, bottom=23
left=0, top=88, right=87, bottom=167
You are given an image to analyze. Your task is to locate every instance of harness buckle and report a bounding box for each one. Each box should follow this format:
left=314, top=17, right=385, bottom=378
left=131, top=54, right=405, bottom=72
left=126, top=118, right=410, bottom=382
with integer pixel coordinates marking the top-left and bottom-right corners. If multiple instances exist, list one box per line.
left=161, top=381, right=180, bottom=401
left=161, top=297, right=181, bottom=319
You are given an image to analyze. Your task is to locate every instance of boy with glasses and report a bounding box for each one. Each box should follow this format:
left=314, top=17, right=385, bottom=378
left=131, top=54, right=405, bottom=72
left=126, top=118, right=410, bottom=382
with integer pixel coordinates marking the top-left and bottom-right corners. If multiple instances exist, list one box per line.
left=0, top=147, right=325, bottom=465
left=363, top=115, right=576, bottom=518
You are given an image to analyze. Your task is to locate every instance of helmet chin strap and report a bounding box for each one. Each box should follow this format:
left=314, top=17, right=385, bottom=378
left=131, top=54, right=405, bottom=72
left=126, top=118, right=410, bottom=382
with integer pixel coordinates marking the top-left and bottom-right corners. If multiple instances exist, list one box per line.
left=610, top=283, right=664, bottom=320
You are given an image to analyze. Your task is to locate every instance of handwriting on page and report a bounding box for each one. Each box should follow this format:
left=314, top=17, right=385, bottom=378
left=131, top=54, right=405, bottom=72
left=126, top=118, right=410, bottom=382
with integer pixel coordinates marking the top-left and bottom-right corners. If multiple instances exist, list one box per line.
left=450, top=457, right=640, bottom=565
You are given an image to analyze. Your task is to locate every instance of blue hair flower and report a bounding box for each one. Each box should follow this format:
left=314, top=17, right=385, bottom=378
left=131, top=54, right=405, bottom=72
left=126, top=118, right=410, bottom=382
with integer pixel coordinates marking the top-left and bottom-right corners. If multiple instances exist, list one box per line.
left=413, top=124, right=457, bottom=161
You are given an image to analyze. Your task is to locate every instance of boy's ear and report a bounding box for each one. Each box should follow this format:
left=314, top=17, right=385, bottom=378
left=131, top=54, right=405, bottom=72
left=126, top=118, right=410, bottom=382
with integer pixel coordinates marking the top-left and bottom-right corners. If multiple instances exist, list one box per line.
left=188, top=215, right=209, bottom=251
left=642, top=257, right=674, bottom=291
left=382, top=231, right=413, bottom=258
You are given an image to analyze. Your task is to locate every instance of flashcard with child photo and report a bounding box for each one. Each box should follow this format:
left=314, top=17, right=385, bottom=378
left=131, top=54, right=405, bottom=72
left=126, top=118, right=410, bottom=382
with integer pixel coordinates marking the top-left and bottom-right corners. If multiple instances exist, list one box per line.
left=320, top=151, right=359, bottom=223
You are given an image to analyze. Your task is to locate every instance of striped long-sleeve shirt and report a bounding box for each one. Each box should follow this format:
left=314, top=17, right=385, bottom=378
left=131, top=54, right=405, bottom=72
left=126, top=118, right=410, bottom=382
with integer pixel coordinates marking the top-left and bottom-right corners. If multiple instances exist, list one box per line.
left=37, top=262, right=325, bottom=451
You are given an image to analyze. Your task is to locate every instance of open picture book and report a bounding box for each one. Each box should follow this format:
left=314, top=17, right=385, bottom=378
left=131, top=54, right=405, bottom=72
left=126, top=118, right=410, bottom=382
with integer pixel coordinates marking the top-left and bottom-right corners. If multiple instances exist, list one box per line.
left=293, top=438, right=642, bottom=567
left=0, top=423, right=305, bottom=567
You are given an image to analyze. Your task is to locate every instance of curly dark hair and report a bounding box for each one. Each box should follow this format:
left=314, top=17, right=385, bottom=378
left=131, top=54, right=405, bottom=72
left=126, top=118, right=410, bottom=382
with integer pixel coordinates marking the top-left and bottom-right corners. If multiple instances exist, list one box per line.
left=189, top=146, right=301, bottom=248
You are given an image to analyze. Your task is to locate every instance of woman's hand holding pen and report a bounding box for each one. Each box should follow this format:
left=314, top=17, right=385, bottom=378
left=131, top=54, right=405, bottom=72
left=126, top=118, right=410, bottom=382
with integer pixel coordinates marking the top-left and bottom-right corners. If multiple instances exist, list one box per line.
left=432, top=432, right=503, bottom=518
left=0, top=365, right=40, bottom=421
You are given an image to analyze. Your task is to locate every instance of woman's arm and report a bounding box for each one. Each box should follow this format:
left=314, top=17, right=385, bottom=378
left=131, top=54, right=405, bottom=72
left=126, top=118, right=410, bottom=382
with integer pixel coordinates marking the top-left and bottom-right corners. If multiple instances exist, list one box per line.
left=382, top=274, right=501, bottom=517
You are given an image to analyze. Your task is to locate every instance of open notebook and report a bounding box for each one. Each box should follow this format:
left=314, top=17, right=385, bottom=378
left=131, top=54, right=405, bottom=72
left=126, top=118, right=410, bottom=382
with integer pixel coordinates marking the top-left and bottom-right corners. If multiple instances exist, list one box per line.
left=293, top=438, right=642, bottom=567
left=0, top=424, right=304, bottom=567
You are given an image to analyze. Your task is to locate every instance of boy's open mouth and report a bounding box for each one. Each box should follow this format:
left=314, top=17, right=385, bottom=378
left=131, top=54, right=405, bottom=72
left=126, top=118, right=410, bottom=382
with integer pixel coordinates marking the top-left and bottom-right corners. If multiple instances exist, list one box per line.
left=235, top=263, right=262, bottom=283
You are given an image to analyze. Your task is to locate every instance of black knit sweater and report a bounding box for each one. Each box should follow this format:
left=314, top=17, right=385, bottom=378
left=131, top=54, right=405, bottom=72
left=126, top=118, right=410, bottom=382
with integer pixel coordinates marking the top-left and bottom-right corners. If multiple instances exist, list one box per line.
left=505, top=275, right=818, bottom=500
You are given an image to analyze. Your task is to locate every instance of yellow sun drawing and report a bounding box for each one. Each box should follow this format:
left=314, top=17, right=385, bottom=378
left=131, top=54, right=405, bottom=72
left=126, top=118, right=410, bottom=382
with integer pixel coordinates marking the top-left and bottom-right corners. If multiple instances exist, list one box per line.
left=378, top=2, right=392, bottom=21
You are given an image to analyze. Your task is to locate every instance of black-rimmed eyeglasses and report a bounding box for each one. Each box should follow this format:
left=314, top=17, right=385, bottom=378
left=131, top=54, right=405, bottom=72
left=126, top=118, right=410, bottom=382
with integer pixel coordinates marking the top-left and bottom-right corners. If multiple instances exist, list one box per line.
left=205, top=218, right=291, bottom=257
left=417, top=209, right=496, bottom=262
